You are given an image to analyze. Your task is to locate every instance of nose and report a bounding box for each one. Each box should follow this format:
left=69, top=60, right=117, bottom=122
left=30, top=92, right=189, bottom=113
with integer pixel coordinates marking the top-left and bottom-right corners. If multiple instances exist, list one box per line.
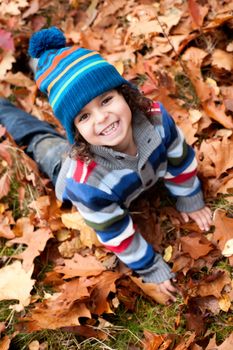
left=94, top=109, right=108, bottom=124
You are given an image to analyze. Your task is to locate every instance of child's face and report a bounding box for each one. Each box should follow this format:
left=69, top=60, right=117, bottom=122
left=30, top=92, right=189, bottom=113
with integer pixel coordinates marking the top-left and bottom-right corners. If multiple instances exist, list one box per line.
left=74, top=89, right=136, bottom=154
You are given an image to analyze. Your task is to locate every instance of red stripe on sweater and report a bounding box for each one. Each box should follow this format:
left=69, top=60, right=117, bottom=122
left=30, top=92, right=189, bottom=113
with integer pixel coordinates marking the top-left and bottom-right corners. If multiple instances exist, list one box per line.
left=73, top=160, right=96, bottom=183
left=167, top=169, right=197, bottom=184
left=104, top=234, right=134, bottom=253
left=84, top=160, right=96, bottom=182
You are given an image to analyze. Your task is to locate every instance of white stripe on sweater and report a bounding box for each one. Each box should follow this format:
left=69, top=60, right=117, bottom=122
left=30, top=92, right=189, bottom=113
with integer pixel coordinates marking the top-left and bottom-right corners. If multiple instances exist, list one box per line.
left=97, top=217, right=135, bottom=246
left=165, top=176, right=200, bottom=196
left=117, top=232, right=148, bottom=264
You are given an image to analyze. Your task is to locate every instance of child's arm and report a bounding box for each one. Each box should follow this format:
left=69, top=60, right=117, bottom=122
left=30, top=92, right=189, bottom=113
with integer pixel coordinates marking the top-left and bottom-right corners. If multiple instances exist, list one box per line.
left=156, top=103, right=212, bottom=231
left=64, top=175, right=177, bottom=301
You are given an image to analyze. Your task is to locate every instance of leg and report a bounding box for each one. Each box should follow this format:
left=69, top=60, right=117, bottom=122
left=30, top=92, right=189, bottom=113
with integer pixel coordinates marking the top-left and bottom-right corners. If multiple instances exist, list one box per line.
left=0, top=98, right=69, bottom=185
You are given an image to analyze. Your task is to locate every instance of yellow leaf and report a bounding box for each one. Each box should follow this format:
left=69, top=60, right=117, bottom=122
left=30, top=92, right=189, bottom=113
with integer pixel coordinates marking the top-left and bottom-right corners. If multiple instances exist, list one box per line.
left=113, top=61, right=124, bottom=75
left=206, top=77, right=220, bottom=96
left=222, top=238, right=233, bottom=257
left=219, top=293, right=231, bottom=312
left=61, top=211, right=101, bottom=248
left=0, top=52, right=15, bottom=80
left=0, top=260, right=35, bottom=307
left=163, top=245, right=173, bottom=262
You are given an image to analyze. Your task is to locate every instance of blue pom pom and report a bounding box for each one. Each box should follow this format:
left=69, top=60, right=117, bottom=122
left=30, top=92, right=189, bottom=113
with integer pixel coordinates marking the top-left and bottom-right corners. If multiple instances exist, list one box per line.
left=28, top=27, right=66, bottom=58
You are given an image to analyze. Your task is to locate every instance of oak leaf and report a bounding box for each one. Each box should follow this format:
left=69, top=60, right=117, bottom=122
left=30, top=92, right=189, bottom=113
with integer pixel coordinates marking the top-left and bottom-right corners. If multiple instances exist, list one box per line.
left=206, top=333, right=233, bottom=350
left=212, top=209, right=233, bottom=257
left=90, top=271, right=121, bottom=314
left=0, top=214, right=15, bottom=239
left=180, top=232, right=214, bottom=259
left=197, top=270, right=231, bottom=299
left=143, top=330, right=166, bottom=350
left=130, top=276, right=169, bottom=304
left=212, top=49, right=233, bottom=71
left=0, top=0, right=29, bottom=15
left=0, top=260, right=35, bottom=307
left=0, top=50, right=16, bottom=79
left=7, top=227, right=52, bottom=271
left=61, top=211, right=101, bottom=247
left=26, top=278, right=92, bottom=330
left=0, top=172, right=11, bottom=200
left=55, top=253, right=105, bottom=278
left=0, top=336, right=11, bottom=350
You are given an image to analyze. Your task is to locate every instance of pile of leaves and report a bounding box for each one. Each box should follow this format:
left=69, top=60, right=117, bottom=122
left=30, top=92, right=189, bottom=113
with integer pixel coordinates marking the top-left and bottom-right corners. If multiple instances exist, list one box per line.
left=0, top=0, right=233, bottom=349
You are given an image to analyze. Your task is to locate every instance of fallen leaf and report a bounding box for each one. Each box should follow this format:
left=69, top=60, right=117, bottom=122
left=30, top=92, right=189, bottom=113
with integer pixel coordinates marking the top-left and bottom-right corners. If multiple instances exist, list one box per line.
left=0, top=260, right=35, bottom=307
left=7, top=227, right=52, bottom=271
left=163, top=245, right=173, bottom=262
left=130, top=276, right=169, bottom=304
left=0, top=336, right=11, bottom=350
left=61, top=211, right=101, bottom=247
left=55, top=253, right=106, bottom=278
left=206, top=333, right=233, bottom=350
left=0, top=29, right=14, bottom=51
left=143, top=330, right=166, bottom=350
left=0, top=0, right=29, bottom=15
left=212, top=49, right=233, bottom=71
left=180, top=232, right=214, bottom=259
left=212, top=209, right=233, bottom=255
left=218, top=293, right=231, bottom=312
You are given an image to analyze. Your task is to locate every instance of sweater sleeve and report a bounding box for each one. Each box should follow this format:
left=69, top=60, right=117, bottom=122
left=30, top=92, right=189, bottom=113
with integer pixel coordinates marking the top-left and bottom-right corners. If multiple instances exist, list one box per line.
left=64, top=177, right=174, bottom=283
left=158, top=103, right=205, bottom=213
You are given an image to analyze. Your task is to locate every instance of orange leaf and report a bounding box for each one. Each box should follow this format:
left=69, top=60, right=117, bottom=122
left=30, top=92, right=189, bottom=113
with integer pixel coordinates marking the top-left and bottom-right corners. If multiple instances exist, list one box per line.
left=7, top=227, right=52, bottom=271
left=130, top=276, right=169, bottom=304
left=212, top=209, right=233, bottom=254
left=180, top=232, right=214, bottom=259
left=55, top=253, right=106, bottom=278
left=143, top=330, right=166, bottom=350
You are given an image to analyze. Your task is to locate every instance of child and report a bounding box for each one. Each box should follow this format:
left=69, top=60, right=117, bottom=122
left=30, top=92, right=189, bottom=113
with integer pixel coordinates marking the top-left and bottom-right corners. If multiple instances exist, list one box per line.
left=4, top=27, right=212, bottom=302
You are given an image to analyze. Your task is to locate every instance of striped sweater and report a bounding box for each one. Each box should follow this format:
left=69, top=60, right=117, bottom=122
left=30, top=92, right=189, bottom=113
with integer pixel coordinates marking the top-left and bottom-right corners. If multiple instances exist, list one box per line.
left=56, top=102, right=204, bottom=283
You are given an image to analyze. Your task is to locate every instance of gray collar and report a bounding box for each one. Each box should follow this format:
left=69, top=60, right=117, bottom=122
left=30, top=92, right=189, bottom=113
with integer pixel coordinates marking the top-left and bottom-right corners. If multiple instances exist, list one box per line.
left=90, top=110, right=161, bottom=171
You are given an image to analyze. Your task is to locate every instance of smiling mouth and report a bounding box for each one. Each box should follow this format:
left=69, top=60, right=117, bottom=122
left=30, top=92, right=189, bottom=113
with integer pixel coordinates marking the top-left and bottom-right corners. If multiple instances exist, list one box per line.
left=100, top=121, right=119, bottom=136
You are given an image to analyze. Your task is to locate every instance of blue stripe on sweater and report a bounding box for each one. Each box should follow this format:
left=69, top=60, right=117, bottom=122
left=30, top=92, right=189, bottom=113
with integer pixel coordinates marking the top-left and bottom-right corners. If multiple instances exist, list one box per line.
left=96, top=215, right=130, bottom=240
left=127, top=244, right=155, bottom=270
left=148, top=143, right=167, bottom=172
left=65, top=178, right=120, bottom=210
left=111, top=172, right=142, bottom=202
left=167, top=147, right=195, bottom=176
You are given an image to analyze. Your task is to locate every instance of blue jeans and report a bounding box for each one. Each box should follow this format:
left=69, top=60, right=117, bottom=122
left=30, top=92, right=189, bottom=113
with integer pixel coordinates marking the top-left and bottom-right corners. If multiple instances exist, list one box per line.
left=0, top=98, right=69, bottom=185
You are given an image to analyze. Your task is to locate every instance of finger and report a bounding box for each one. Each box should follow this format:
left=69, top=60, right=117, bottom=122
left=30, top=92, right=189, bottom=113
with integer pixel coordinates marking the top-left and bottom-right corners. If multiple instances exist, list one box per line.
left=159, top=281, right=178, bottom=302
left=203, top=207, right=213, bottom=226
left=180, top=212, right=189, bottom=223
left=159, top=285, right=177, bottom=302
left=192, top=213, right=206, bottom=231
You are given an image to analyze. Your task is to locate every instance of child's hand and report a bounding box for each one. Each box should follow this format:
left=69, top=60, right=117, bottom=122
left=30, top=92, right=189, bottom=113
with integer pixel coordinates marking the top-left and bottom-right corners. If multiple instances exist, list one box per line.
left=180, top=206, right=212, bottom=232
left=158, top=279, right=178, bottom=302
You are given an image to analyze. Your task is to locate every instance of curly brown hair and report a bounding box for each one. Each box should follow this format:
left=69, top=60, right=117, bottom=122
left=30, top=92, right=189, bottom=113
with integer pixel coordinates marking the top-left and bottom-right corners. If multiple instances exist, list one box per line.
left=70, top=84, right=153, bottom=161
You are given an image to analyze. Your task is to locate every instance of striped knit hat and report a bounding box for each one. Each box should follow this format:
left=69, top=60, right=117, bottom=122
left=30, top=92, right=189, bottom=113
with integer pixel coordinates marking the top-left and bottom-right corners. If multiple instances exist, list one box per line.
left=28, top=27, right=129, bottom=144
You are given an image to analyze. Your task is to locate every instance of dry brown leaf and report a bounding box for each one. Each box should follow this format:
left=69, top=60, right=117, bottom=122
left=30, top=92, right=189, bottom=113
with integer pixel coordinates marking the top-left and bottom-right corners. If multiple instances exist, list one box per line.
left=90, top=271, right=121, bottom=314
left=0, top=260, right=35, bottom=307
left=206, top=333, right=233, bottom=350
left=197, top=270, right=231, bottom=299
left=211, top=49, right=233, bottom=71
left=0, top=214, right=15, bottom=239
left=61, top=211, right=101, bottom=247
left=0, top=0, right=29, bottom=15
left=188, top=0, right=209, bottom=28
left=143, top=330, right=166, bottom=350
left=7, top=227, right=52, bottom=271
left=212, top=209, right=233, bottom=255
left=130, top=276, right=169, bottom=304
left=180, top=232, right=214, bottom=259
left=0, top=336, right=11, bottom=350
left=55, top=253, right=106, bottom=278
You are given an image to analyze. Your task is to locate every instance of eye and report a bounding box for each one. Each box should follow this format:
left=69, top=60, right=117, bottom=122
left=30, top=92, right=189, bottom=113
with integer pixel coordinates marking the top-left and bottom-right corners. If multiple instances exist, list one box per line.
left=79, top=113, right=89, bottom=122
left=102, top=95, right=113, bottom=105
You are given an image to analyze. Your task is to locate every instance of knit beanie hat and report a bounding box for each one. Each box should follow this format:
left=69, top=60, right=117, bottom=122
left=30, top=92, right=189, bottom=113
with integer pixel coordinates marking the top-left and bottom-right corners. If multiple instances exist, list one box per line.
left=28, top=27, right=129, bottom=144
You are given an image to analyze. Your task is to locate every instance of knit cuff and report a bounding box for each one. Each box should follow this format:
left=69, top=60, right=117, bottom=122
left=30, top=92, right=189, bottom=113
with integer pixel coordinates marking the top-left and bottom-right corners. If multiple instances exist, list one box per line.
left=175, top=190, right=205, bottom=213
left=135, top=254, right=175, bottom=284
